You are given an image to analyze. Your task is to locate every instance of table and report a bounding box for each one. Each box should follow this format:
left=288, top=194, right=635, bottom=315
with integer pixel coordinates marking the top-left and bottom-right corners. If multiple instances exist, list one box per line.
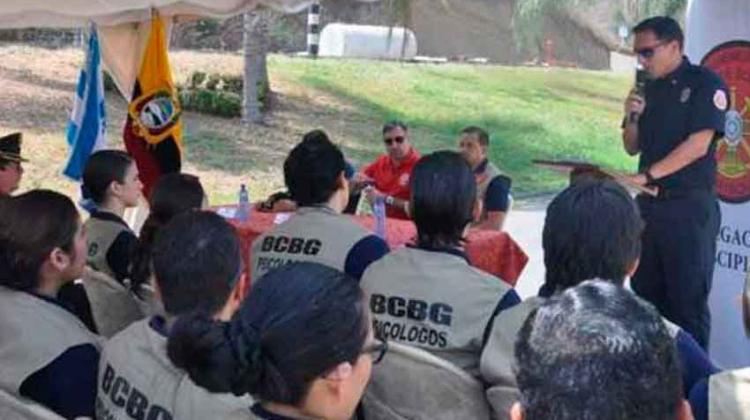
left=217, top=208, right=529, bottom=287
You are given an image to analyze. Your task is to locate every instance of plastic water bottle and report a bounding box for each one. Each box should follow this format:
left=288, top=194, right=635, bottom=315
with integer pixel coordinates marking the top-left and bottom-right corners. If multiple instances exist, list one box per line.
left=373, top=195, right=387, bottom=240
left=237, top=184, right=250, bottom=222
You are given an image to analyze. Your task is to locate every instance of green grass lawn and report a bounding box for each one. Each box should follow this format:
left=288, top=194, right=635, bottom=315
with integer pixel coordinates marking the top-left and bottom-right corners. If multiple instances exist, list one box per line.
left=0, top=46, right=636, bottom=203
left=270, top=56, right=636, bottom=196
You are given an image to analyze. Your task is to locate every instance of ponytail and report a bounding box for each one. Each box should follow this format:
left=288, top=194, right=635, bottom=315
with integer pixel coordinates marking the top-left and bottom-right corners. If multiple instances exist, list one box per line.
left=168, top=312, right=249, bottom=394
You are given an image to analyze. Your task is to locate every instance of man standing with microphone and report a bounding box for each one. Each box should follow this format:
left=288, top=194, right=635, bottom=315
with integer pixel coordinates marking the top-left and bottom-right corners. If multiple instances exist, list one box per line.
left=622, top=16, right=728, bottom=349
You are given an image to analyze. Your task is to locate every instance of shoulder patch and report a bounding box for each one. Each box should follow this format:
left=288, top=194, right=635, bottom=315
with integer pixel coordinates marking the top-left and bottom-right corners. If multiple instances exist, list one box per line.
left=714, top=89, right=728, bottom=110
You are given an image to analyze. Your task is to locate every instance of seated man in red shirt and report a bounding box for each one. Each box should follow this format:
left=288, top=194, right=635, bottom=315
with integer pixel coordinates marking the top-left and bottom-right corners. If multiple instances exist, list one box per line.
left=351, top=121, right=420, bottom=219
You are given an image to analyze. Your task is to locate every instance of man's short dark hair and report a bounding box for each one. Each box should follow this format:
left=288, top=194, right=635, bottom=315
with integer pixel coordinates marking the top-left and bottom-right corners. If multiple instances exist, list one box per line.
left=284, top=130, right=346, bottom=207
left=411, top=151, right=476, bottom=247
left=152, top=211, right=241, bottom=315
left=633, top=16, right=684, bottom=49
left=515, top=280, right=683, bottom=420
left=382, top=120, right=408, bottom=135
left=539, top=179, right=644, bottom=297
left=461, top=126, right=490, bottom=148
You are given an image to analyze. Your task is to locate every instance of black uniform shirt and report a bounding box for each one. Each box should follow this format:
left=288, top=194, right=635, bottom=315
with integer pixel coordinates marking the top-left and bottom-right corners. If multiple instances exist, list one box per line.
left=638, top=57, right=728, bottom=192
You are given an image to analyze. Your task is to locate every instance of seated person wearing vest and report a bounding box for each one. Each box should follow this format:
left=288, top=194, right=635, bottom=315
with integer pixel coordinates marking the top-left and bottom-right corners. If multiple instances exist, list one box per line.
left=250, top=130, right=389, bottom=281
left=458, top=126, right=512, bottom=231
left=130, top=173, right=207, bottom=297
left=82, top=150, right=142, bottom=282
left=351, top=121, right=420, bottom=220
left=168, top=262, right=385, bottom=420
left=257, top=161, right=356, bottom=214
left=0, top=132, right=26, bottom=198
left=480, top=179, right=718, bottom=418
left=688, top=271, right=750, bottom=420
left=0, top=134, right=97, bottom=333
left=511, top=281, right=693, bottom=420
left=361, top=151, right=521, bottom=376
left=88, top=173, right=207, bottom=337
left=97, top=211, right=253, bottom=420
left=0, top=190, right=100, bottom=419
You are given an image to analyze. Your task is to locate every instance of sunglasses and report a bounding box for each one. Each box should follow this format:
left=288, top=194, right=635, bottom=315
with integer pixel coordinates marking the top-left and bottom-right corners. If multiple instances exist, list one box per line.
left=363, top=338, right=388, bottom=364
left=384, top=136, right=405, bottom=146
left=635, top=41, right=668, bottom=59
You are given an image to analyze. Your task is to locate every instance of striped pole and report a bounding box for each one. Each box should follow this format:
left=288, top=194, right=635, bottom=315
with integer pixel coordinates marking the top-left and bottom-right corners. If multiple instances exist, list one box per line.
left=307, top=2, right=320, bottom=57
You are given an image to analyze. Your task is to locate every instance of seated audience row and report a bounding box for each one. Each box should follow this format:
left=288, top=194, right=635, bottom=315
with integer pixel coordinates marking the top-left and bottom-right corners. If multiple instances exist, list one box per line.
left=480, top=179, right=718, bottom=417
left=0, top=128, right=733, bottom=420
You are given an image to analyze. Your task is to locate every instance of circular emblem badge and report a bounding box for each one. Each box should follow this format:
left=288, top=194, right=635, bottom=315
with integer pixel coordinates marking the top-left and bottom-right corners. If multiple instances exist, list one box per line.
left=702, top=41, right=750, bottom=204
left=128, top=89, right=182, bottom=145
left=139, top=96, right=176, bottom=130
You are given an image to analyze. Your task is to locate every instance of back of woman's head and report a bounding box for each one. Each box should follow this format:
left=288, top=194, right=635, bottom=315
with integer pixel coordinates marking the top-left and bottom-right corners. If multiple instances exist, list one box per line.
left=0, top=190, right=79, bottom=290
left=82, top=150, right=134, bottom=205
left=410, top=151, right=476, bottom=247
left=540, top=179, right=644, bottom=297
left=284, top=130, right=346, bottom=207
left=152, top=211, right=240, bottom=315
left=167, top=262, right=367, bottom=405
left=130, top=173, right=205, bottom=292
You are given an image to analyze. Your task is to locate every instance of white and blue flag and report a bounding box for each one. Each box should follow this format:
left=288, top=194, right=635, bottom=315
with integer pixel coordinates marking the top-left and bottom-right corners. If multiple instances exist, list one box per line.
left=64, top=26, right=107, bottom=181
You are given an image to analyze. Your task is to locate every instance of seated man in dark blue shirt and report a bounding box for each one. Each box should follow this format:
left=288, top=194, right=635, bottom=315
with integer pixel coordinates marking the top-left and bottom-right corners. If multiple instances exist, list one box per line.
left=458, top=126, right=511, bottom=231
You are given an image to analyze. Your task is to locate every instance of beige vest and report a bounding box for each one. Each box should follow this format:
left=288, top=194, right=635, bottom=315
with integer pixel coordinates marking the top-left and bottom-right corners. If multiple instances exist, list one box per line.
left=84, top=214, right=132, bottom=280
left=250, top=206, right=373, bottom=280
left=363, top=342, right=491, bottom=420
left=96, top=318, right=253, bottom=420
left=0, top=286, right=101, bottom=397
left=361, top=247, right=514, bottom=376
left=480, top=297, right=542, bottom=420
left=81, top=267, right=156, bottom=338
left=708, top=367, right=750, bottom=420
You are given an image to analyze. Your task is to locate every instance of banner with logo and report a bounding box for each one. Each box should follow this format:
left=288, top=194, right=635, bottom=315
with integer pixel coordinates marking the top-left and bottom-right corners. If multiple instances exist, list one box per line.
left=687, top=0, right=750, bottom=368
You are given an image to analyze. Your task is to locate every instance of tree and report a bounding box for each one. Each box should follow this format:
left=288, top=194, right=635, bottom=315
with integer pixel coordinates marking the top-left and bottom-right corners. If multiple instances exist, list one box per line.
left=242, top=9, right=271, bottom=125
left=512, top=0, right=688, bottom=58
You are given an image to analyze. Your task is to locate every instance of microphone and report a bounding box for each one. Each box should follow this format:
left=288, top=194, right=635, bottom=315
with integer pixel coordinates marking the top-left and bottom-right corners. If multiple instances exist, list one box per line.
left=629, top=66, right=649, bottom=124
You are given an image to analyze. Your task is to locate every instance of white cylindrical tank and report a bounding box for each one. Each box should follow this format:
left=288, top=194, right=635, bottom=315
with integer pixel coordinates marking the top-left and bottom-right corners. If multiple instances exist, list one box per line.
left=319, top=23, right=418, bottom=59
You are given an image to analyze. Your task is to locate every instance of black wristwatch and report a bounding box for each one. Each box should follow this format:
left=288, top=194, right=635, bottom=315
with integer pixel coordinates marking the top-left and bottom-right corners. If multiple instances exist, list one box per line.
left=644, top=169, right=656, bottom=185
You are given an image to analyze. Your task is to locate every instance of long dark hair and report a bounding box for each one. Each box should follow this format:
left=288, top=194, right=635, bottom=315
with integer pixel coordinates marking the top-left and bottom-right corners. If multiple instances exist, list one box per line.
left=0, top=190, right=79, bottom=290
left=410, top=151, right=476, bottom=248
left=81, top=150, right=134, bottom=205
left=167, top=262, right=368, bottom=405
left=129, top=173, right=205, bottom=294
left=539, top=179, right=644, bottom=297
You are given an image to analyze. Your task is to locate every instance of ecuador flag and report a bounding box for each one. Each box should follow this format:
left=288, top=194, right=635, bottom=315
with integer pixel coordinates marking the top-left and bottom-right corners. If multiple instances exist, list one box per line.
left=124, top=12, right=182, bottom=197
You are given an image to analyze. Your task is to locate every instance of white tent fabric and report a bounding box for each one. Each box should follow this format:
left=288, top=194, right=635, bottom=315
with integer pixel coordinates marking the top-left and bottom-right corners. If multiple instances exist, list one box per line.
left=0, top=0, right=318, bottom=28
left=98, top=21, right=165, bottom=100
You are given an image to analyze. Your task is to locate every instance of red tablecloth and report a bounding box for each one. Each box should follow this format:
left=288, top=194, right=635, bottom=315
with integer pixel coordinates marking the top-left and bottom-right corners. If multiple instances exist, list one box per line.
left=219, top=209, right=528, bottom=287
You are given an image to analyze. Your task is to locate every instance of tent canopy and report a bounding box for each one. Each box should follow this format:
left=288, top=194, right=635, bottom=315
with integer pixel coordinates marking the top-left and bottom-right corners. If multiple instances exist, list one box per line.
left=0, top=0, right=321, bottom=28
